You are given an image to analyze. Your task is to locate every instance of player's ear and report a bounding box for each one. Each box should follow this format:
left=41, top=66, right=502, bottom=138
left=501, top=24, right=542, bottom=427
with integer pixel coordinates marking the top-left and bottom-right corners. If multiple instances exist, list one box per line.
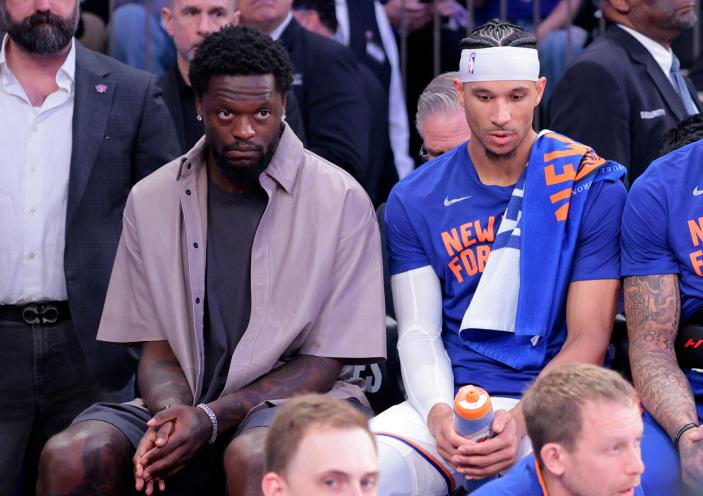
left=195, top=95, right=203, bottom=120
left=534, top=77, right=547, bottom=107
left=261, top=472, right=286, bottom=496
left=453, top=78, right=465, bottom=106
left=540, top=443, right=566, bottom=477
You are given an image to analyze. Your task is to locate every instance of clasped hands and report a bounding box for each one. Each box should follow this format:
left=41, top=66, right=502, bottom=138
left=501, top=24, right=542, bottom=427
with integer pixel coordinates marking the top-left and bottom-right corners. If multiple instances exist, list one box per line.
left=133, top=405, right=213, bottom=495
left=429, top=403, right=520, bottom=480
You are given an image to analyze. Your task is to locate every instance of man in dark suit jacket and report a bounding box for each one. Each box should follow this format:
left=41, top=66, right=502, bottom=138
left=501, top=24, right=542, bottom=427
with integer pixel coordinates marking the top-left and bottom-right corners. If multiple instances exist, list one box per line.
left=66, top=47, right=179, bottom=392
left=292, top=0, right=397, bottom=204
left=239, top=0, right=370, bottom=180
left=549, top=0, right=699, bottom=183
left=0, top=0, right=179, bottom=491
left=337, top=0, right=415, bottom=182
left=158, top=0, right=306, bottom=153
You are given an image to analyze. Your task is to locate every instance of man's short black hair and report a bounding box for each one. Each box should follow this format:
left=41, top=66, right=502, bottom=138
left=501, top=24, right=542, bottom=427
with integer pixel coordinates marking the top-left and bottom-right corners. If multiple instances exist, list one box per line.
left=292, top=0, right=338, bottom=34
left=189, top=25, right=294, bottom=98
left=660, top=114, right=703, bottom=156
left=461, top=19, right=537, bottom=50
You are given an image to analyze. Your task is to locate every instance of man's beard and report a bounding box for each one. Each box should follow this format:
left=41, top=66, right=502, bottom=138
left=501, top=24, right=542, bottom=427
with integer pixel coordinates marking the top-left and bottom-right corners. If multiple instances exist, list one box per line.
left=211, top=130, right=281, bottom=185
left=4, top=8, right=79, bottom=55
left=670, top=11, right=697, bottom=32
left=485, top=147, right=517, bottom=162
left=476, top=130, right=518, bottom=162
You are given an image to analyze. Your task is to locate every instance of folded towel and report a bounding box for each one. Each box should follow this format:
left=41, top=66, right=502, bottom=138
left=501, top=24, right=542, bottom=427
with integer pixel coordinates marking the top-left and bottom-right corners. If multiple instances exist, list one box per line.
left=459, top=131, right=626, bottom=369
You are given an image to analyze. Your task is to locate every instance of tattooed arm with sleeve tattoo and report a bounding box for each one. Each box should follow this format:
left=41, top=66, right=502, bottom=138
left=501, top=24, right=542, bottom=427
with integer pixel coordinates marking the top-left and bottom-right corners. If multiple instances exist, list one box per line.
left=137, top=353, right=342, bottom=482
left=625, top=275, right=703, bottom=486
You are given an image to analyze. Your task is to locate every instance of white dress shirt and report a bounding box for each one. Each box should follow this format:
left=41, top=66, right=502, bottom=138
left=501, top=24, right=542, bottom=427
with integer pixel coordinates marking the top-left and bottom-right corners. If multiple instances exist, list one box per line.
left=270, top=12, right=293, bottom=41
left=618, top=24, right=676, bottom=87
left=336, top=0, right=415, bottom=179
left=0, top=35, right=75, bottom=303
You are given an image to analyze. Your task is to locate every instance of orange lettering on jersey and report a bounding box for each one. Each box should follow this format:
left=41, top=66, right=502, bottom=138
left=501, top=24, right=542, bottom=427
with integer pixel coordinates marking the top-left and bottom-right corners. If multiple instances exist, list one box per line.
left=448, top=246, right=492, bottom=283
left=441, top=228, right=463, bottom=257
left=574, top=151, right=606, bottom=181
left=475, top=217, right=495, bottom=243
left=460, top=222, right=477, bottom=248
left=684, top=338, right=703, bottom=349
left=461, top=248, right=479, bottom=277
left=549, top=188, right=572, bottom=204
left=449, top=256, right=464, bottom=283
left=555, top=203, right=570, bottom=222
left=477, top=245, right=490, bottom=272
left=690, top=250, right=703, bottom=277
left=688, top=217, right=703, bottom=247
left=543, top=134, right=590, bottom=162
left=544, top=163, right=576, bottom=186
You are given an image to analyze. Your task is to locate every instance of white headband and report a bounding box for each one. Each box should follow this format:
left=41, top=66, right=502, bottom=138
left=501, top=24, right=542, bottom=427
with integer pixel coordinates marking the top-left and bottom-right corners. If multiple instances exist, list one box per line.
left=459, top=46, right=540, bottom=83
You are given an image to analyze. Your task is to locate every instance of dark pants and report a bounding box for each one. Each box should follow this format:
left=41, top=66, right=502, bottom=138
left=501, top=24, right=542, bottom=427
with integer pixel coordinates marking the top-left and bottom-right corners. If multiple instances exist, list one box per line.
left=0, top=318, right=118, bottom=496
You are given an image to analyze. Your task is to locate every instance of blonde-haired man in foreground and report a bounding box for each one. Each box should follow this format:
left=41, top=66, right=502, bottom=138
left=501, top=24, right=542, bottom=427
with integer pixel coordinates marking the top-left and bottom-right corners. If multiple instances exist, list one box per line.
left=262, top=395, right=379, bottom=496
left=474, top=363, right=645, bottom=496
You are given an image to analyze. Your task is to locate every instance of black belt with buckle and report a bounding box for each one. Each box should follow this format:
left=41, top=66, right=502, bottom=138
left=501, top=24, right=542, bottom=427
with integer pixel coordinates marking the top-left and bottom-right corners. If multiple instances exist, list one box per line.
left=0, top=302, right=71, bottom=325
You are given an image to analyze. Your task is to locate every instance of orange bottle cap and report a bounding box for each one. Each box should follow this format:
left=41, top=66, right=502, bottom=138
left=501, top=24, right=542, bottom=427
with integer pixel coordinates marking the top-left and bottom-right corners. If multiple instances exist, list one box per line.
left=454, top=385, right=492, bottom=419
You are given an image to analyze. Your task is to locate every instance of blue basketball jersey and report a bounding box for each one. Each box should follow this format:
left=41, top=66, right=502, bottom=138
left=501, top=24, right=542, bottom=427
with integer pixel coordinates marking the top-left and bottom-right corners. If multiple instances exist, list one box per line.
left=385, top=143, right=625, bottom=397
left=473, top=454, right=645, bottom=496
left=621, top=139, right=703, bottom=409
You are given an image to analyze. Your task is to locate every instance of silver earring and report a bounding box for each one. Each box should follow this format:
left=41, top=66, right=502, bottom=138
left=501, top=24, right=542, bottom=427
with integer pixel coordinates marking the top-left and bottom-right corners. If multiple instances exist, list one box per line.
left=196, top=115, right=203, bottom=122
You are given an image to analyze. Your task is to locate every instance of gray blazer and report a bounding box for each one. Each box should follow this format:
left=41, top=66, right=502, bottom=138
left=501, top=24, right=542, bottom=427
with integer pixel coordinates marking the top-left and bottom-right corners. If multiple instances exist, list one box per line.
left=64, top=43, right=180, bottom=394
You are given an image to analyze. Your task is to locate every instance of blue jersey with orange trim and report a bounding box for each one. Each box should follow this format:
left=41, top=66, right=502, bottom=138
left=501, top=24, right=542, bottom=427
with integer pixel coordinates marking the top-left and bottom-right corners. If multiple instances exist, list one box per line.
left=385, top=142, right=625, bottom=397
left=472, top=454, right=645, bottom=496
left=621, top=140, right=703, bottom=413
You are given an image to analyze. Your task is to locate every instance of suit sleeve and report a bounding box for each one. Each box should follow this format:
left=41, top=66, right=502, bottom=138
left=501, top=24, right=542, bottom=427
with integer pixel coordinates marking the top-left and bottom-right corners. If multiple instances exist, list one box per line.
left=304, top=45, right=370, bottom=181
left=133, top=76, right=181, bottom=181
left=549, top=61, right=631, bottom=168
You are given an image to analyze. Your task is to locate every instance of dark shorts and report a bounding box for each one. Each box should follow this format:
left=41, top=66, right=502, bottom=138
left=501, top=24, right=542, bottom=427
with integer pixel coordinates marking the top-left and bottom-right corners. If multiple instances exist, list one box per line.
left=73, top=397, right=372, bottom=447
left=72, top=400, right=278, bottom=448
left=71, top=401, right=283, bottom=495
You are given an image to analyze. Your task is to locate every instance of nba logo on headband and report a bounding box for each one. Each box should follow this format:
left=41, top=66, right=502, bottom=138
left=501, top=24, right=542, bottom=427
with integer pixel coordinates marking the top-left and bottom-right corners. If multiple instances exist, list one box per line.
left=468, top=52, right=476, bottom=75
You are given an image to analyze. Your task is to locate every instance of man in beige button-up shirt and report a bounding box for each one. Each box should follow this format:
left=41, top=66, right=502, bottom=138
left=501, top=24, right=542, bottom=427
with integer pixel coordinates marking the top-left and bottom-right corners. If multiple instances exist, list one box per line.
left=38, top=26, right=385, bottom=496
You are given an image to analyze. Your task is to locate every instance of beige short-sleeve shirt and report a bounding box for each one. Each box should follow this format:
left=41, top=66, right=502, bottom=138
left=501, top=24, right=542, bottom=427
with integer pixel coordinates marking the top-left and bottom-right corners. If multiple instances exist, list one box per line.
left=98, top=125, right=386, bottom=404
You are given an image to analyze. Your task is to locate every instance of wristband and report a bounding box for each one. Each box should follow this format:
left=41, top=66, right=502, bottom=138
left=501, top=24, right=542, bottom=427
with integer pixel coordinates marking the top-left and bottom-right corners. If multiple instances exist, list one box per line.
left=196, top=403, right=218, bottom=444
left=674, top=422, right=699, bottom=450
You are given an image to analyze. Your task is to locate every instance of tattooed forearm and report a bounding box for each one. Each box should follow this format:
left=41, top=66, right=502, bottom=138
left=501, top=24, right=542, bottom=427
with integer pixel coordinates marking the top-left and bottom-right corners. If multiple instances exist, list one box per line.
left=625, top=275, right=698, bottom=439
left=139, top=340, right=193, bottom=414
left=209, top=355, right=342, bottom=432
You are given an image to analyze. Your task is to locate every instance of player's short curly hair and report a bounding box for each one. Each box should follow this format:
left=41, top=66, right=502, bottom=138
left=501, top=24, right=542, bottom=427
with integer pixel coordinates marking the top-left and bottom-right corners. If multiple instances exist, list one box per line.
left=461, top=19, right=537, bottom=50
left=189, top=25, right=294, bottom=98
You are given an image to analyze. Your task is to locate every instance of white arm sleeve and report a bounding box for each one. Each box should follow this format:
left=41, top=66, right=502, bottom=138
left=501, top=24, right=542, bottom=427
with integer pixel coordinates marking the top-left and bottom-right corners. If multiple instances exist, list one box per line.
left=392, top=266, right=455, bottom=423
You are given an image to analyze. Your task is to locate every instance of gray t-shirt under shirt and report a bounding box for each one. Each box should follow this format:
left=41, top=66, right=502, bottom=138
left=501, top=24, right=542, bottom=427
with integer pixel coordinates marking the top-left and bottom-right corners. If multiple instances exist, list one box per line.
left=200, top=177, right=268, bottom=403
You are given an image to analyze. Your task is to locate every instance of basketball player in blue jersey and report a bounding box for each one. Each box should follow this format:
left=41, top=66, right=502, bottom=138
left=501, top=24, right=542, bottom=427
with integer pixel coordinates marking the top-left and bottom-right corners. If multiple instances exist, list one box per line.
left=622, top=129, right=703, bottom=494
left=370, top=19, right=628, bottom=495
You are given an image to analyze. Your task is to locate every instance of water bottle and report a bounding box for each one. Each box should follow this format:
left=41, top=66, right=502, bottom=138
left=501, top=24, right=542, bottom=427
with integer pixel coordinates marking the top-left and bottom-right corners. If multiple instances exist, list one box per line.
left=454, top=385, right=495, bottom=492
